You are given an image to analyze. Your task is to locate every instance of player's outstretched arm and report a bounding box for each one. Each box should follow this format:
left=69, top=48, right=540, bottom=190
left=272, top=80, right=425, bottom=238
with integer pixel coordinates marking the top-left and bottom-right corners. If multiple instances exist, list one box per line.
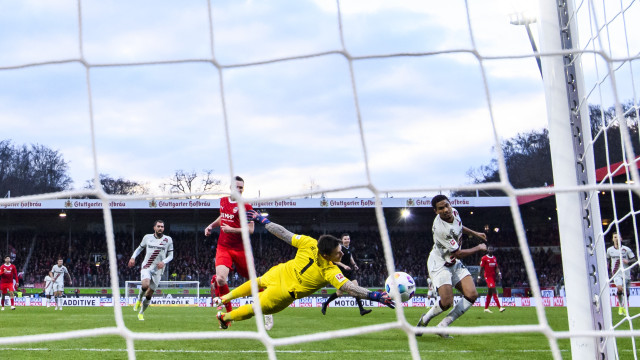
left=247, top=210, right=294, bottom=245
left=463, top=226, right=487, bottom=242
left=340, top=281, right=395, bottom=308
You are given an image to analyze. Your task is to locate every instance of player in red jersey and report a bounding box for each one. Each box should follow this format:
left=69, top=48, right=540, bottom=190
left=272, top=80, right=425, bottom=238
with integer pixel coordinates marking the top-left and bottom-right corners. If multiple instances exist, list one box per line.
left=204, top=177, right=258, bottom=307
left=1, top=255, right=18, bottom=310
left=478, top=247, right=504, bottom=313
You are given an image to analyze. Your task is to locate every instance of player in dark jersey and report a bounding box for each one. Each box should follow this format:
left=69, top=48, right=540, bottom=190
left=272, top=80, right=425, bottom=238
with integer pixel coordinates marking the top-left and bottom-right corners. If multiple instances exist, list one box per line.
left=321, top=234, right=372, bottom=316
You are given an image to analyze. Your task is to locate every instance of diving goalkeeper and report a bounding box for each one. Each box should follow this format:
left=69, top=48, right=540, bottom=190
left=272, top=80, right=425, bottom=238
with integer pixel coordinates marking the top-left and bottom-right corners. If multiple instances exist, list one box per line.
left=214, top=210, right=394, bottom=329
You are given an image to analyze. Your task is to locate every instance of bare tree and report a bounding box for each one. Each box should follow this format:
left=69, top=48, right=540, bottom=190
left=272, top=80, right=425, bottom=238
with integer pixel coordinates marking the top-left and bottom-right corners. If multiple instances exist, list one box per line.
left=161, top=169, right=222, bottom=198
left=85, top=174, right=149, bottom=195
left=0, top=140, right=72, bottom=196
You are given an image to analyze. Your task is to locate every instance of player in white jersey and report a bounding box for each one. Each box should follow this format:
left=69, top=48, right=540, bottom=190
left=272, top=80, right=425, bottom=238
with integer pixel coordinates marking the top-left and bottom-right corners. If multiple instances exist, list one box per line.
left=606, top=233, right=636, bottom=316
left=49, top=258, right=72, bottom=310
left=43, top=273, right=54, bottom=307
left=128, top=220, right=174, bottom=321
left=416, top=195, right=487, bottom=339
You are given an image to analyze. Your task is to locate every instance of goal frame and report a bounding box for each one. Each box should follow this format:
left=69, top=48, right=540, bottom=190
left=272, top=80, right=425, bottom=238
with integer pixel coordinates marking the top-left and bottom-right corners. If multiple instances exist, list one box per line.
left=538, top=0, right=614, bottom=358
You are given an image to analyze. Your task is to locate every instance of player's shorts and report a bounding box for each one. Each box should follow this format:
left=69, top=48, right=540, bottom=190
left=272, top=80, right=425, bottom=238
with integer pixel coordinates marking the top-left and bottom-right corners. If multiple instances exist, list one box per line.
left=427, top=289, right=434, bottom=297
left=140, top=268, right=162, bottom=291
left=215, top=246, right=249, bottom=279
left=428, top=256, right=471, bottom=289
left=44, top=286, right=53, bottom=296
left=613, top=274, right=631, bottom=288
left=247, top=263, right=297, bottom=315
left=342, top=270, right=355, bottom=281
left=1, top=283, right=15, bottom=294
left=485, top=277, right=497, bottom=288
left=53, top=282, right=64, bottom=292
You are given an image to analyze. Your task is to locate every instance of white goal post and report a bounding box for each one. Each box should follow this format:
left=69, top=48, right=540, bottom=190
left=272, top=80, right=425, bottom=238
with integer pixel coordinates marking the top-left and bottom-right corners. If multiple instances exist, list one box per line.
left=124, top=281, right=200, bottom=307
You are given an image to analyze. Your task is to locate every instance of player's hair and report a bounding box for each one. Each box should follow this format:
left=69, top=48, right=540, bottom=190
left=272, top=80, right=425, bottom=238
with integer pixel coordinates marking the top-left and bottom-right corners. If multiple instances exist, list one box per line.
left=431, top=194, right=449, bottom=210
left=318, top=235, right=342, bottom=256
left=235, top=176, right=244, bottom=182
left=57, top=257, right=63, bottom=261
left=154, top=219, right=165, bottom=226
left=4, top=255, right=9, bottom=259
left=340, top=233, right=350, bottom=239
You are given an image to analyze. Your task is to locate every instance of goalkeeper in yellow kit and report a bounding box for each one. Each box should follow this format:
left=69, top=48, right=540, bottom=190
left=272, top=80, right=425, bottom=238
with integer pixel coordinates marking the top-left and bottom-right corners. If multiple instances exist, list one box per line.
left=214, top=210, right=395, bottom=329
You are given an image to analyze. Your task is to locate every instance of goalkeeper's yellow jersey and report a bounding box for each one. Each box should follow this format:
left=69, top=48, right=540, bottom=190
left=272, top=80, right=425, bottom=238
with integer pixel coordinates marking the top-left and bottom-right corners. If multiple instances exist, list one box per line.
left=279, top=234, right=349, bottom=299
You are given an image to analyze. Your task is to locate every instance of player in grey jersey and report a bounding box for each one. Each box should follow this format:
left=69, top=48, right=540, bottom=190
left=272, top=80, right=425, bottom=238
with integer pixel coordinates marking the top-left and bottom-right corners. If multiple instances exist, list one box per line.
left=416, top=195, right=487, bottom=339
left=128, top=220, right=174, bottom=321
left=606, top=233, right=636, bottom=316
left=49, top=258, right=72, bottom=310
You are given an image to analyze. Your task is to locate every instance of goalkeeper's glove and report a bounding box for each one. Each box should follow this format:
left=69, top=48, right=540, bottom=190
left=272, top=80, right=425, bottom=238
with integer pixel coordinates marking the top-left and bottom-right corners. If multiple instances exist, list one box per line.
left=246, top=210, right=271, bottom=224
left=368, top=291, right=395, bottom=309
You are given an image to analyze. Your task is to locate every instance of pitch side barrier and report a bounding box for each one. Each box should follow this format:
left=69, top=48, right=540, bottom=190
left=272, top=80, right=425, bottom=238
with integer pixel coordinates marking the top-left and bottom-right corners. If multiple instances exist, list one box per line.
left=13, top=290, right=640, bottom=308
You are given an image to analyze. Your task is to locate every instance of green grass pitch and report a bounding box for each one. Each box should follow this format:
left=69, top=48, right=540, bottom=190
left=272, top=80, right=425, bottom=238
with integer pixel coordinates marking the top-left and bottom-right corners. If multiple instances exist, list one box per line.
left=0, top=305, right=638, bottom=359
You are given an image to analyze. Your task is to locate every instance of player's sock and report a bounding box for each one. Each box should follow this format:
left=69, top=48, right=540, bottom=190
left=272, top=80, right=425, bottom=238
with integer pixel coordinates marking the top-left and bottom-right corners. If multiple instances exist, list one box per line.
left=228, top=304, right=255, bottom=321
left=426, top=300, right=445, bottom=320
left=440, top=297, right=474, bottom=326
left=493, top=293, right=501, bottom=308
left=322, top=293, right=338, bottom=315
left=485, top=294, right=491, bottom=309
left=10, top=297, right=14, bottom=306
left=1, top=295, right=4, bottom=307
left=141, top=298, right=150, bottom=314
left=219, top=284, right=232, bottom=312
left=137, top=291, right=145, bottom=302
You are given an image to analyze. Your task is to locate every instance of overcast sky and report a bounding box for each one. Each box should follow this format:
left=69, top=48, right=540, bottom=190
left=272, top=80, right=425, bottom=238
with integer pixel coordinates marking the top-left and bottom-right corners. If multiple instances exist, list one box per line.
left=0, top=0, right=636, bottom=200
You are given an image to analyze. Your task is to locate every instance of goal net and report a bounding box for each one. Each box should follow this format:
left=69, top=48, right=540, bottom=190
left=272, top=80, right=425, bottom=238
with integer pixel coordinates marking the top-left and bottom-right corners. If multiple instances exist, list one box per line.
left=124, top=281, right=200, bottom=307
left=0, top=0, right=639, bottom=359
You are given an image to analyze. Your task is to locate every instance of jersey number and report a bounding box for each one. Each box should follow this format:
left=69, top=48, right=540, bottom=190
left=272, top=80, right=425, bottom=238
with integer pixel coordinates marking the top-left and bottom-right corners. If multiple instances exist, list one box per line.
left=300, top=258, right=314, bottom=275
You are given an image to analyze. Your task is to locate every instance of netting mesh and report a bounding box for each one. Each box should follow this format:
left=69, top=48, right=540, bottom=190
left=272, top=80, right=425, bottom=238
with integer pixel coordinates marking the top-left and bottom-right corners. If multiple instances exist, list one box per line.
left=0, top=0, right=639, bottom=359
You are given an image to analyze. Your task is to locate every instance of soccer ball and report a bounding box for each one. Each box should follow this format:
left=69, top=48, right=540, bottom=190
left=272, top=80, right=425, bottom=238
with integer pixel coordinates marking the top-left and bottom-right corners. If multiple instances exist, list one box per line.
left=385, top=272, right=416, bottom=302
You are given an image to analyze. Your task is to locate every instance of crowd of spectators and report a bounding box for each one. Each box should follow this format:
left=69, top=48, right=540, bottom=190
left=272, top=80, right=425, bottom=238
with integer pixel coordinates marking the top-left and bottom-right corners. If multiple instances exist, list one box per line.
left=3, top=225, right=635, bottom=293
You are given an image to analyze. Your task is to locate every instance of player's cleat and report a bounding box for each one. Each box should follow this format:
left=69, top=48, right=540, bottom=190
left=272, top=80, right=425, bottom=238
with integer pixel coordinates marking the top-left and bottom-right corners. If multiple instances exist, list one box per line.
left=619, top=307, right=627, bottom=316
left=138, top=313, right=144, bottom=321
left=499, top=307, right=506, bottom=313
left=436, top=322, right=453, bottom=339
left=133, top=300, right=141, bottom=312
left=217, top=311, right=230, bottom=330
left=415, top=312, right=433, bottom=337
left=264, top=314, right=274, bottom=331
left=11, top=306, right=15, bottom=310
left=1, top=307, right=4, bottom=311
left=484, top=308, right=493, bottom=313
left=360, top=309, right=372, bottom=316
left=321, top=302, right=328, bottom=315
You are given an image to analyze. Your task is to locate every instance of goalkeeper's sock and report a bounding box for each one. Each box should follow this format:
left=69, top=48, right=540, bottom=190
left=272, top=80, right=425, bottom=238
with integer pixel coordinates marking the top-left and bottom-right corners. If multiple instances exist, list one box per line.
left=228, top=280, right=256, bottom=301
left=440, top=297, right=474, bottom=326
left=141, top=299, right=150, bottom=314
left=228, top=304, right=255, bottom=321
